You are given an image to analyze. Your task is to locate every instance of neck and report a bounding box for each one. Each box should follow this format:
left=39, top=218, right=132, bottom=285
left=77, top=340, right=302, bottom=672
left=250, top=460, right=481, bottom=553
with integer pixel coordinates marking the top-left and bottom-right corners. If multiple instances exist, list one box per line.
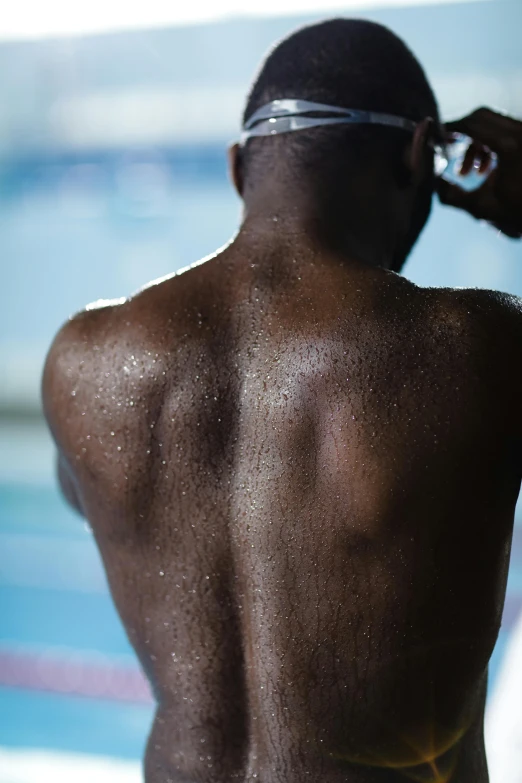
left=238, top=178, right=408, bottom=271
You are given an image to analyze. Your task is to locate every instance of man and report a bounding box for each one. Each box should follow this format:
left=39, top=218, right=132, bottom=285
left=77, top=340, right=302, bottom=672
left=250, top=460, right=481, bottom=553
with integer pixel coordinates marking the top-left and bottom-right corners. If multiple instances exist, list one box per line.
left=42, top=18, right=522, bottom=783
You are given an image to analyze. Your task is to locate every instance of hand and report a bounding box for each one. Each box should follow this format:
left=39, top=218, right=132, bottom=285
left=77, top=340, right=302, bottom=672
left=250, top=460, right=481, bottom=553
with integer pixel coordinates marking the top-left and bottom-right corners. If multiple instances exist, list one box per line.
left=436, top=107, right=522, bottom=239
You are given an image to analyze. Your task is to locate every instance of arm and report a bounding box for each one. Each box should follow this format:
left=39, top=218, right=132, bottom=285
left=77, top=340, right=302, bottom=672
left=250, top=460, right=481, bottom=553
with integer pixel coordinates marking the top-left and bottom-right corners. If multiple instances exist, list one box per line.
left=437, top=107, right=522, bottom=239
left=42, top=296, right=134, bottom=517
left=42, top=318, right=86, bottom=516
left=57, top=452, right=84, bottom=516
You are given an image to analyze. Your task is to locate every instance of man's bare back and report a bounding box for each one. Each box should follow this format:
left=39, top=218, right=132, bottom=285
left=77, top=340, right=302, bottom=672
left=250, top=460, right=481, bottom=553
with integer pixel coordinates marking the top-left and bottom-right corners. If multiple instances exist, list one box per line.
left=43, top=242, right=522, bottom=782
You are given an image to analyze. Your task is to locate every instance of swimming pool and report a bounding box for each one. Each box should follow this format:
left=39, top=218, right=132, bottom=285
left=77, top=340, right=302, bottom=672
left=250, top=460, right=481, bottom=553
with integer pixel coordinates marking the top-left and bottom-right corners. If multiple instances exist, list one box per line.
left=1, top=473, right=521, bottom=775
left=0, top=481, right=154, bottom=761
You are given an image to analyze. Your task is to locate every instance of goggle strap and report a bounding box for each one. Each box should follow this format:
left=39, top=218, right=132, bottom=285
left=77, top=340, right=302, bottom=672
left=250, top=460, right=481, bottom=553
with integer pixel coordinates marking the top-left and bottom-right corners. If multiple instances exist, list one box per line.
left=243, top=99, right=418, bottom=138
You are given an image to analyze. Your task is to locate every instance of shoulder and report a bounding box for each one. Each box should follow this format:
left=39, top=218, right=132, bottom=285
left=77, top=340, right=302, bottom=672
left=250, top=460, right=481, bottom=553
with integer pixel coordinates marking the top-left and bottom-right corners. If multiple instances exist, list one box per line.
left=42, top=297, right=128, bottom=448
left=42, top=273, right=188, bottom=405
left=424, top=286, right=522, bottom=388
left=41, top=269, right=209, bottom=453
left=42, top=297, right=127, bottom=393
left=43, top=297, right=121, bottom=384
left=42, top=289, right=182, bottom=504
left=440, top=286, right=522, bottom=315
left=434, top=286, right=522, bottom=339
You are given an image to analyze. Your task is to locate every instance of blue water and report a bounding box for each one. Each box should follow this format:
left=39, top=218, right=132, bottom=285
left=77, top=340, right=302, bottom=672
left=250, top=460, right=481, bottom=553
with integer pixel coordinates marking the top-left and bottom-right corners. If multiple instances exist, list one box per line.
left=0, top=481, right=154, bottom=759
left=0, top=479, right=521, bottom=759
left=0, top=689, right=151, bottom=760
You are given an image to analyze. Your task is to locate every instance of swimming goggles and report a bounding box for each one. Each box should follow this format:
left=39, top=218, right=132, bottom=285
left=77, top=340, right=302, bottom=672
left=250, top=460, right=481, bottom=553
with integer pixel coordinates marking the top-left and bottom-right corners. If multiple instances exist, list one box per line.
left=240, top=99, right=497, bottom=192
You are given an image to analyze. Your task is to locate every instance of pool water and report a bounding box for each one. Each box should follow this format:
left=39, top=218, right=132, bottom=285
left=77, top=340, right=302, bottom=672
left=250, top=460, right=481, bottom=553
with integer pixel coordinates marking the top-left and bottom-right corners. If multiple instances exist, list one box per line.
left=0, top=482, right=153, bottom=761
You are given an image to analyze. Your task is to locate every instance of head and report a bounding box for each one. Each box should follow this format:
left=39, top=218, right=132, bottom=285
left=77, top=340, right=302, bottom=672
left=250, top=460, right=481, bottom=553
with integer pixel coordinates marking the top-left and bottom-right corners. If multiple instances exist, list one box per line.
left=229, top=18, right=440, bottom=272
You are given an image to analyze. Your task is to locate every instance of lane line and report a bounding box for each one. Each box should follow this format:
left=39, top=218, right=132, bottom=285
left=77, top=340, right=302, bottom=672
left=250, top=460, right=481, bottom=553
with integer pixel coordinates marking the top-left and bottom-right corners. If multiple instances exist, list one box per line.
left=0, top=650, right=153, bottom=704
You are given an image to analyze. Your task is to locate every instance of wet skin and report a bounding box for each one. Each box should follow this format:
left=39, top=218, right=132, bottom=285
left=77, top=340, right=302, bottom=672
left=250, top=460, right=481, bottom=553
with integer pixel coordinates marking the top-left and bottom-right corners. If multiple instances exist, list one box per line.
left=43, top=241, right=522, bottom=783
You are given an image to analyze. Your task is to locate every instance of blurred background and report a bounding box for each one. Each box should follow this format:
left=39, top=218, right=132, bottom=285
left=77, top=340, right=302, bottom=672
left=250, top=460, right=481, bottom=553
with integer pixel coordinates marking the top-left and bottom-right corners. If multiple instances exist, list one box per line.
left=0, top=0, right=521, bottom=781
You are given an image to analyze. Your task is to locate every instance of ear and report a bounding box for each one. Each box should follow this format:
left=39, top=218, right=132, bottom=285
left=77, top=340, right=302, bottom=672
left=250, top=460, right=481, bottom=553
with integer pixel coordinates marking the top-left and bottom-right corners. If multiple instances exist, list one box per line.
left=228, top=143, right=244, bottom=198
left=406, top=117, right=433, bottom=185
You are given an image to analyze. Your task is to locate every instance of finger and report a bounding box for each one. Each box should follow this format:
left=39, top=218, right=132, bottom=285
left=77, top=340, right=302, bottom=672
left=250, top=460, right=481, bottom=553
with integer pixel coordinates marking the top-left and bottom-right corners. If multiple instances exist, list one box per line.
left=466, top=142, right=492, bottom=174
left=448, top=140, right=491, bottom=176
left=445, top=107, right=521, bottom=137
left=459, top=144, right=476, bottom=176
left=477, top=148, right=493, bottom=174
left=445, top=107, right=521, bottom=153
